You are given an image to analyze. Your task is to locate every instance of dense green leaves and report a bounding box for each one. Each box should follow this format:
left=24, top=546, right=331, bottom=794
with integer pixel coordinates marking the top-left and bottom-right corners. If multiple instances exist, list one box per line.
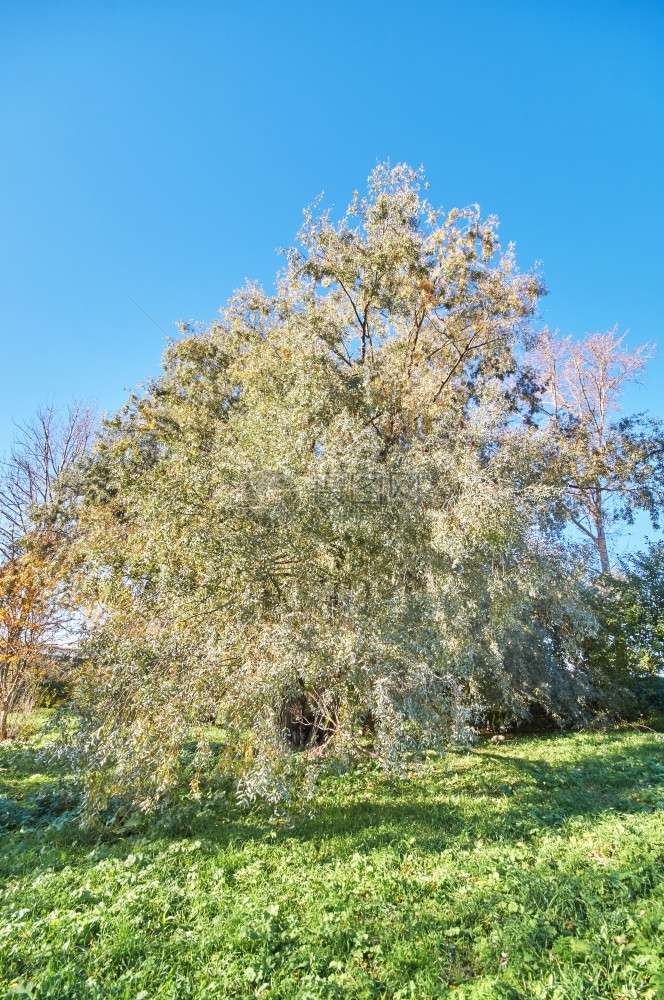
left=583, top=544, right=664, bottom=716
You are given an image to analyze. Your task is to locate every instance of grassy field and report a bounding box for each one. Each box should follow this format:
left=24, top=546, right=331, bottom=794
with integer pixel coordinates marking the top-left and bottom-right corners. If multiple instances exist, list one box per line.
left=1, top=722, right=663, bottom=1000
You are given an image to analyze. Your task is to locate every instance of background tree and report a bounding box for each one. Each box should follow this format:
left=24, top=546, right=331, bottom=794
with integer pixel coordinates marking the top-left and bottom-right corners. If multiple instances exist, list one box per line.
left=0, top=403, right=94, bottom=738
left=582, top=541, right=664, bottom=717
left=533, top=328, right=664, bottom=572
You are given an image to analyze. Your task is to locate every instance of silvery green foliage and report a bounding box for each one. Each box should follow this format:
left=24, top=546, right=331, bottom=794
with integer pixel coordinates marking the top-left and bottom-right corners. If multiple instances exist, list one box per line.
left=66, top=164, right=594, bottom=813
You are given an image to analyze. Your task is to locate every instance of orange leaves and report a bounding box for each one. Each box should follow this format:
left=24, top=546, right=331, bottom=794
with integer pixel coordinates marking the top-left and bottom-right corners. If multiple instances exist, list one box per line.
left=0, top=542, right=68, bottom=731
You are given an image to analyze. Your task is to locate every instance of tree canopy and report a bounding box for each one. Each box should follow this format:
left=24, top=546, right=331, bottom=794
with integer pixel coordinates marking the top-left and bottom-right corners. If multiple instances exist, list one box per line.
left=55, top=164, right=617, bottom=813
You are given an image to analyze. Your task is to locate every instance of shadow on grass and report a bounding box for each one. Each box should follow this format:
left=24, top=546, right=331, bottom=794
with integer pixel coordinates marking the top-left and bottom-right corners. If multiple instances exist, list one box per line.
left=1, top=729, right=663, bottom=870
left=281, top=732, right=664, bottom=853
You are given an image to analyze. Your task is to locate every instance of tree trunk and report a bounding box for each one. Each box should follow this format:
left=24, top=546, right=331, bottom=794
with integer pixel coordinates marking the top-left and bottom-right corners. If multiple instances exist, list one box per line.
left=0, top=703, right=8, bottom=741
left=596, top=517, right=611, bottom=574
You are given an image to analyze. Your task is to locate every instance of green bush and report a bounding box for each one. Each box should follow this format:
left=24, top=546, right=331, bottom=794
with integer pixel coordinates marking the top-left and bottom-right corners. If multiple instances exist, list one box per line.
left=583, top=543, right=664, bottom=719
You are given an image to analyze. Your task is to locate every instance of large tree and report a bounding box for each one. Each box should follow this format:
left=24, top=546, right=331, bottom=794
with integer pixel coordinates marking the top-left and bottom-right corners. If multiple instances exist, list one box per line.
left=68, top=165, right=593, bottom=812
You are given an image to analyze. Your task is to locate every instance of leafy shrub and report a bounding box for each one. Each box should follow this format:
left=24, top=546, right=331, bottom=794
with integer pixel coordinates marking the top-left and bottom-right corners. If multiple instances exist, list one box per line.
left=583, top=542, right=664, bottom=718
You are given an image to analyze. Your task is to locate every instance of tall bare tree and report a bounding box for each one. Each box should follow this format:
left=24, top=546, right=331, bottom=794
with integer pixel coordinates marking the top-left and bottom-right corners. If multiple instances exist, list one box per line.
left=534, top=328, right=664, bottom=572
left=0, top=402, right=95, bottom=738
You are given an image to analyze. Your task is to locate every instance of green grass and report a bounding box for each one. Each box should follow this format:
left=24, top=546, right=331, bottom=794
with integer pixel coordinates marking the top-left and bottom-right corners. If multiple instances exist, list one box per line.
left=1, top=725, right=664, bottom=999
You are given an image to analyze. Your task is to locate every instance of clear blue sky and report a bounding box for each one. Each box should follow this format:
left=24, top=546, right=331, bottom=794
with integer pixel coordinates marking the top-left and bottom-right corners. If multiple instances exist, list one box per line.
left=1, top=0, right=662, bottom=548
